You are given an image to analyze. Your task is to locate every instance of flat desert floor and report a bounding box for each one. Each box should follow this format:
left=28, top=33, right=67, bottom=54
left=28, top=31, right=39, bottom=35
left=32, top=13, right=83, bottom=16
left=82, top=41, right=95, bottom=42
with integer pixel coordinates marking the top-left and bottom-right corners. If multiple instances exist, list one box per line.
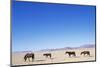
left=12, top=48, right=95, bottom=66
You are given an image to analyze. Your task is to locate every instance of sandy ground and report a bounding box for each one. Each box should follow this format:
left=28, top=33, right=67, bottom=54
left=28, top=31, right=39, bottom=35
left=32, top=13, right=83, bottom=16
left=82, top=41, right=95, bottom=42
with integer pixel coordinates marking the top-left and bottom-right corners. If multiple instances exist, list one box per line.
left=12, top=48, right=95, bottom=66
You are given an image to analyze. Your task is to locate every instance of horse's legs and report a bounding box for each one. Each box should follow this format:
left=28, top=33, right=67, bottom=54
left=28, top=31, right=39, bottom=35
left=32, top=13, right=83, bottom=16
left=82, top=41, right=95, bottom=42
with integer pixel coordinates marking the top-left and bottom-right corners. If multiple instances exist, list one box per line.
left=74, top=54, right=76, bottom=57
left=46, top=56, right=48, bottom=58
left=32, top=57, right=34, bottom=62
left=28, top=58, right=30, bottom=62
left=50, top=55, right=51, bottom=59
left=69, top=54, right=71, bottom=57
left=84, top=53, right=85, bottom=56
left=32, top=58, right=34, bottom=62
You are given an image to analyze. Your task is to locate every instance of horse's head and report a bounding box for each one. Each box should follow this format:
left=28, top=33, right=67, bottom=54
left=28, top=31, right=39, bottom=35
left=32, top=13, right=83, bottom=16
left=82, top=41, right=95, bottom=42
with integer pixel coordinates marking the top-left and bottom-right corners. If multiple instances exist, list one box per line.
left=43, top=54, right=45, bottom=56
left=80, top=52, right=83, bottom=55
left=65, top=51, right=69, bottom=54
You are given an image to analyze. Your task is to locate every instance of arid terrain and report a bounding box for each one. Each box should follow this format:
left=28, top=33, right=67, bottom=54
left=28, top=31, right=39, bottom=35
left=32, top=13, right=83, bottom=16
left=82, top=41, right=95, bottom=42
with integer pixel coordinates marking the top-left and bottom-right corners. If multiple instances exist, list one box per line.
left=12, top=45, right=95, bottom=66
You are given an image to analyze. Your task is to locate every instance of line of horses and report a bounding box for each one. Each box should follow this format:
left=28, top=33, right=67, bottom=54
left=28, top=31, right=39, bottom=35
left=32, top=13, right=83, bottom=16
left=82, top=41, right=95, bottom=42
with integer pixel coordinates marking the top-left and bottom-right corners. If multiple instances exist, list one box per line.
left=24, top=51, right=90, bottom=62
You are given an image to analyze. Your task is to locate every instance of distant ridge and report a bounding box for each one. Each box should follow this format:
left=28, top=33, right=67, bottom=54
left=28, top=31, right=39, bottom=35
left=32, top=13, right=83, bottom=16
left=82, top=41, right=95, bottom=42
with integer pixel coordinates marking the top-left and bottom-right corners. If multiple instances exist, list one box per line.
left=79, top=44, right=95, bottom=48
left=13, top=51, right=32, bottom=53
left=39, top=44, right=95, bottom=51
left=13, top=44, right=95, bottom=53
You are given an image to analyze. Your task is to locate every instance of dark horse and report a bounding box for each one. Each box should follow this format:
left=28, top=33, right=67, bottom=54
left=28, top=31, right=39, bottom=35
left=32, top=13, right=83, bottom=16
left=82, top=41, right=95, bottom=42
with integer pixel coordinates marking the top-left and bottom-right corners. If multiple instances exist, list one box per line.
left=43, top=53, right=51, bottom=59
left=24, top=53, right=34, bottom=62
left=65, top=51, right=76, bottom=57
left=81, top=51, right=90, bottom=56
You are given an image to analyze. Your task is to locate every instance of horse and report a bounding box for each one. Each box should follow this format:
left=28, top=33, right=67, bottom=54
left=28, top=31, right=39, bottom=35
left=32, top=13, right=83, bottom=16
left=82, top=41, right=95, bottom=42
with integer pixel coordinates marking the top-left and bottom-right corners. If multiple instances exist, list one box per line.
left=80, top=51, right=90, bottom=56
left=65, top=51, right=76, bottom=57
left=24, top=53, right=34, bottom=62
left=43, top=53, right=52, bottom=59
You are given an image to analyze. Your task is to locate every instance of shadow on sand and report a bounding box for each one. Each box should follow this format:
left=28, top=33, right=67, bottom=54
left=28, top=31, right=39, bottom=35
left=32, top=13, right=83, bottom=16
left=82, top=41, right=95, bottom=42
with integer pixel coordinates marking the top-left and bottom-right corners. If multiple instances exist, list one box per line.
left=35, top=59, right=45, bottom=62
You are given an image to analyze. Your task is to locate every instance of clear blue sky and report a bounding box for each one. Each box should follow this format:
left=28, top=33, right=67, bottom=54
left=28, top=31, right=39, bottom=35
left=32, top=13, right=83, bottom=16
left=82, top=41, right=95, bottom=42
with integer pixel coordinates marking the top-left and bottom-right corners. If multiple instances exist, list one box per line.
left=12, top=1, right=96, bottom=52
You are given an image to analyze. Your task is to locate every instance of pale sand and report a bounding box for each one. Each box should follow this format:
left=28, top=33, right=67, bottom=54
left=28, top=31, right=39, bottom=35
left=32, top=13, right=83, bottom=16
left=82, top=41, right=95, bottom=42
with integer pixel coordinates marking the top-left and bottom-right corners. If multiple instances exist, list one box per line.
left=12, top=48, right=95, bottom=66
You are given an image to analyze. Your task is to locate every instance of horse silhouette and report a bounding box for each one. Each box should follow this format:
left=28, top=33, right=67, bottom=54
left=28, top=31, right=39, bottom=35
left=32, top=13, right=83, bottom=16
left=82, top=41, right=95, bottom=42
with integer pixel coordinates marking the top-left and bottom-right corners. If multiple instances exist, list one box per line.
left=81, top=51, right=90, bottom=56
left=43, top=53, right=52, bottom=59
left=24, top=53, right=34, bottom=62
left=65, top=51, right=76, bottom=57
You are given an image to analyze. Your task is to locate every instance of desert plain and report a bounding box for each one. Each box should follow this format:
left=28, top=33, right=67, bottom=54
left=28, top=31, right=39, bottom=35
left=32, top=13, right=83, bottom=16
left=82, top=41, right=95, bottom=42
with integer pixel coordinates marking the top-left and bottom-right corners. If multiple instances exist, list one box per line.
left=12, top=46, right=95, bottom=66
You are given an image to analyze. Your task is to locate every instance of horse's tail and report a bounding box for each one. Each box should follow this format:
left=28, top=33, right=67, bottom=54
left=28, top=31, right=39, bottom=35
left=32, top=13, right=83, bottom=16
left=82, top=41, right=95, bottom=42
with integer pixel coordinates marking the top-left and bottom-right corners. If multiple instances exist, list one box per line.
left=24, top=55, right=27, bottom=62
left=32, top=54, right=34, bottom=61
left=88, top=52, right=90, bottom=56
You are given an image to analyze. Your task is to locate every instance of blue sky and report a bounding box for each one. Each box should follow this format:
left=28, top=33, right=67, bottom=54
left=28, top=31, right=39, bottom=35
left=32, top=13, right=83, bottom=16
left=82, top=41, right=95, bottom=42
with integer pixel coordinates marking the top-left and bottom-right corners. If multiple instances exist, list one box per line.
left=12, top=1, right=96, bottom=52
